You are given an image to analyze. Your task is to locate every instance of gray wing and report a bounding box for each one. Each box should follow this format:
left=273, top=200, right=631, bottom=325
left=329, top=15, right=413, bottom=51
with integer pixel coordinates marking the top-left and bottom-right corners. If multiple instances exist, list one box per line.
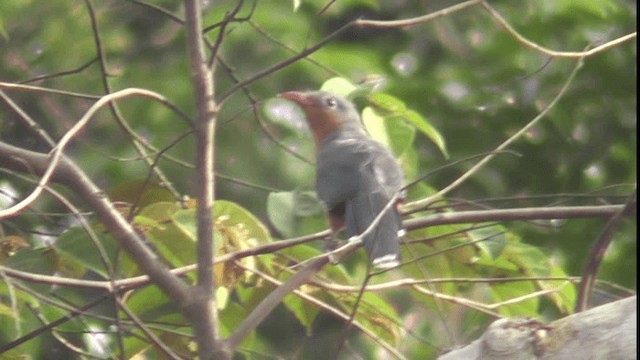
left=316, top=135, right=404, bottom=207
left=316, top=135, right=404, bottom=208
left=316, top=133, right=405, bottom=265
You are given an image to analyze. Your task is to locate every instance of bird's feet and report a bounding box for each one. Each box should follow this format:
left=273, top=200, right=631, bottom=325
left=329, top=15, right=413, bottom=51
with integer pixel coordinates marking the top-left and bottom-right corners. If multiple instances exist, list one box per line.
left=324, top=238, right=343, bottom=265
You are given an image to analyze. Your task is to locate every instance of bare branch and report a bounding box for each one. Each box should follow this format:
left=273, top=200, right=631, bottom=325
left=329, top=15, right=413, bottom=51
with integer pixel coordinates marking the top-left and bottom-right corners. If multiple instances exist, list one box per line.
left=84, top=0, right=187, bottom=204
left=232, top=260, right=406, bottom=359
left=352, top=0, right=637, bottom=60
left=0, top=140, right=192, bottom=314
left=0, top=89, right=56, bottom=146
left=0, top=88, right=181, bottom=219
left=217, top=20, right=353, bottom=102
left=18, top=57, right=98, bottom=84
left=183, top=0, right=220, bottom=357
left=354, top=0, right=482, bottom=29
left=116, top=297, right=184, bottom=360
left=0, top=203, right=630, bottom=291
left=224, top=256, right=328, bottom=352
left=0, top=81, right=101, bottom=100
left=405, top=52, right=586, bottom=212
left=0, top=293, right=112, bottom=353
left=480, top=1, right=637, bottom=58
left=576, top=190, right=637, bottom=312
left=404, top=204, right=633, bottom=231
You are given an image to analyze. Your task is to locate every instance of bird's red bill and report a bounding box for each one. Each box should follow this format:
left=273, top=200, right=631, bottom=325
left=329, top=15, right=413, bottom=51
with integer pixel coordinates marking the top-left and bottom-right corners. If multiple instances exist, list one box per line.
left=279, top=91, right=312, bottom=106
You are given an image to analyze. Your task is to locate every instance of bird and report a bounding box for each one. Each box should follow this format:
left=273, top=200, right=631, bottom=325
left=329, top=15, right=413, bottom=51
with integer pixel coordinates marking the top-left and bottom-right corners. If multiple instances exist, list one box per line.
left=279, top=90, right=405, bottom=269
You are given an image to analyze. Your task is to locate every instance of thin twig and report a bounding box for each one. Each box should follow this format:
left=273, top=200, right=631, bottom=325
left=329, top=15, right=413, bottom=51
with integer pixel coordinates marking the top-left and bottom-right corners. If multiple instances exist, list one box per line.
left=0, top=293, right=112, bottom=353
left=18, top=58, right=99, bottom=84
left=575, top=190, right=637, bottom=312
left=217, top=21, right=353, bottom=102
left=405, top=53, right=587, bottom=211
left=0, top=88, right=183, bottom=219
left=480, top=1, right=637, bottom=58
left=85, top=0, right=187, bottom=205
left=354, top=0, right=482, bottom=29
left=0, top=203, right=631, bottom=291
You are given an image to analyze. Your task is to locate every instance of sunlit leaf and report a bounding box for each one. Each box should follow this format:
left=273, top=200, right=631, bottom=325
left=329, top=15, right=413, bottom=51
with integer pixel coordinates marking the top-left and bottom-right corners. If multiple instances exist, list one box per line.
left=362, top=106, right=391, bottom=148
left=369, top=92, right=406, bottom=114
left=267, top=191, right=296, bottom=238
left=320, top=77, right=358, bottom=98
left=214, top=200, right=273, bottom=285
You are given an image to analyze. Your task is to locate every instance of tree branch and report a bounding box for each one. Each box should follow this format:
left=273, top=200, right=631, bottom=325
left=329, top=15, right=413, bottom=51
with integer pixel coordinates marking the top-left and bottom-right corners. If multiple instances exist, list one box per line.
left=183, top=0, right=220, bottom=358
left=0, top=141, right=192, bottom=315
left=403, top=204, right=633, bottom=231
left=354, top=0, right=482, bottom=29
left=0, top=197, right=630, bottom=292
left=224, top=257, right=329, bottom=352
left=575, top=190, right=637, bottom=312
left=405, top=52, right=586, bottom=212
left=480, top=1, right=637, bottom=58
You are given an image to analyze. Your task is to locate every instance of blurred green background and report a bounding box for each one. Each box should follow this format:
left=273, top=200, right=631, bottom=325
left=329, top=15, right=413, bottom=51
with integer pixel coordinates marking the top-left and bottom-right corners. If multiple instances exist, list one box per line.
left=0, top=0, right=635, bottom=358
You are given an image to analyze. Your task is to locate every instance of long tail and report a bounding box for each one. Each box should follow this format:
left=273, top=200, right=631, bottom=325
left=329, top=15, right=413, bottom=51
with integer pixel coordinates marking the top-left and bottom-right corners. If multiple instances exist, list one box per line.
left=346, top=190, right=402, bottom=269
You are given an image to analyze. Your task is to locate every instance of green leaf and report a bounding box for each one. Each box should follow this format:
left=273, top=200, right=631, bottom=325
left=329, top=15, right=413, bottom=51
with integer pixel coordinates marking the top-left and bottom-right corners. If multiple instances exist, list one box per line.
left=214, top=200, right=273, bottom=284
left=385, top=113, right=416, bottom=159
left=3, top=247, right=56, bottom=275
left=267, top=191, right=325, bottom=238
left=369, top=92, right=407, bottom=114
left=362, top=106, right=391, bottom=148
left=54, top=228, right=120, bottom=279
left=554, top=0, right=622, bottom=18
left=340, top=292, right=401, bottom=346
left=490, top=278, right=539, bottom=317
left=320, top=77, right=358, bottom=98
left=0, top=16, right=8, bottom=41
left=401, top=110, right=449, bottom=159
left=267, top=191, right=296, bottom=237
left=506, top=242, right=576, bottom=314
left=505, top=242, right=553, bottom=278
left=216, top=286, right=230, bottom=310
left=0, top=302, right=19, bottom=320
left=109, top=179, right=176, bottom=209
left=219, top=301, right=255, bottom=344
left=283, top=291, right=320, bottom=334
left=367, top=92, right=448, bottom=159
left=140, top=202, right=196, bottom=268
left=215, top=200, right=272, bottom=247
left=542, top=265, right=576, bottom=315
left=470, top=225, right=508, bottom=260
left=172, top=209, right=199, bottom=243
left=125, top=285, right=176, bottom=320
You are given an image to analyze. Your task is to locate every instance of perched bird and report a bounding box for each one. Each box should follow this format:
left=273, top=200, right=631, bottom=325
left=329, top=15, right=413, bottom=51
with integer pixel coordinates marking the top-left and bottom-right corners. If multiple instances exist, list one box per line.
left=279, top=91, right=405, bottom=269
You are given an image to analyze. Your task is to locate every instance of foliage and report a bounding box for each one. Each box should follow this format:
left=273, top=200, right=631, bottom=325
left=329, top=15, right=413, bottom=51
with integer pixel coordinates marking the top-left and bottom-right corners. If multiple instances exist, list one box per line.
left=0, top=0, right=635, bottom=358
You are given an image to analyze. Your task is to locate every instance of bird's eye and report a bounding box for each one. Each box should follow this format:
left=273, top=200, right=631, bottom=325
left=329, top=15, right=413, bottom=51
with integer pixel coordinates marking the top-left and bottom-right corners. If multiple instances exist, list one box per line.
left=324, top=97, right=338, bottom=108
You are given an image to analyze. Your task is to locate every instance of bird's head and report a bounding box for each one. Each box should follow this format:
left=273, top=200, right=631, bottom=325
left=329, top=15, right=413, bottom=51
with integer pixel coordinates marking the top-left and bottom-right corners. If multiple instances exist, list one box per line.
left=279, top=91, right=363, bottom=145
